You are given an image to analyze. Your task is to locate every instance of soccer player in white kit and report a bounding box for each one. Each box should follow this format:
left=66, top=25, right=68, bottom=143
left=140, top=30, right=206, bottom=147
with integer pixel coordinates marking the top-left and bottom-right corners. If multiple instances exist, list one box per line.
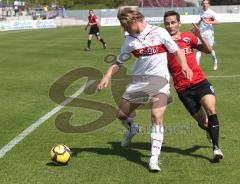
left=196, top=0, right=220, bottom=70
left=97, top=8, right=193, bottom=172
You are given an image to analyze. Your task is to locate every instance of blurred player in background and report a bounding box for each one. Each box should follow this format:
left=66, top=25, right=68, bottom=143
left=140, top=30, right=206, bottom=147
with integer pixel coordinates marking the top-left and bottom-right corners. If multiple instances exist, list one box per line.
left=196, top=0, right=220, bottom=70
left=97, top=8, right=193, bottom=172
left=85, top=9, right=107, bottom=51
left=164, top=11, right=223, bottom=161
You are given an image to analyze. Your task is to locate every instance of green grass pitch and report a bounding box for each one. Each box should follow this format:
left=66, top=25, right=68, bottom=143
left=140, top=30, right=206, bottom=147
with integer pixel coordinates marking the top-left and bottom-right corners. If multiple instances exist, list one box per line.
left=0, top=23, right=239, bottom=183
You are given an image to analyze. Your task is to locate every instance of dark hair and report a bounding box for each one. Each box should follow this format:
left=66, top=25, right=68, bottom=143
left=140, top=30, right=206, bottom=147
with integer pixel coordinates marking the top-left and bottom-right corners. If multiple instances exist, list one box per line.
left=164, top=11, right=180, bottom=22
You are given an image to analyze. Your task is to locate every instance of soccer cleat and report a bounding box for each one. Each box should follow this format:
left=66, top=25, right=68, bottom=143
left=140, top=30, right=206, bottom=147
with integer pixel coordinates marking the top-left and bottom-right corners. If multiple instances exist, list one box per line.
left=121, top=124, right=139, bottom=147
left=213, top=62, right=218, bottom=70
left=149, top=156, right=161, bottom=172
left=84, top=48, right=91, bottom=51
left=206, top=131, right=212, bottom=144
left=213, top=147, right=224, bottom=162
left=103, top=43, right=107, bottom=49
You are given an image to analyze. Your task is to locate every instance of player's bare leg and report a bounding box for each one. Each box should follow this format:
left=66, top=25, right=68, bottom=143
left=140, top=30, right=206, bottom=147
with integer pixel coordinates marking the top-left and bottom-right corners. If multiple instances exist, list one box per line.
left=96, top=35, right=107, bottom=49
left=149, top=93, right=168, bottom=172
left=211, top=47, right=218, bottom=70
left=193, top=107, right=212, bottom=143
left=193, top=107, right=208, bottom=129
left=200, top=94, right=223, bottom=161
left=116, top=99, right=140, bottom=147
left=85, top=34, right=93, bottom=51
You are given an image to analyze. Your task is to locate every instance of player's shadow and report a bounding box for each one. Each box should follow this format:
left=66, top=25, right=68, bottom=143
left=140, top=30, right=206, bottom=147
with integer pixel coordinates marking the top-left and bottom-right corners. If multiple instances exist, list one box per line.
left=71, top=143, right=149, bottom=170
left=46, top=162, right=69, bottom=167
left=121, top=142, right=212, bottom=162
left=71, top=142, right=212, bottom=170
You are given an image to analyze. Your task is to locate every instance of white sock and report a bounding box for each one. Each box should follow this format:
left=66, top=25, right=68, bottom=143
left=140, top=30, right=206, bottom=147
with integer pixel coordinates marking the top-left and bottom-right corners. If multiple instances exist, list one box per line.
left=211, top=50, right=218, bottom=63
left=196, top=51, right=202, bottom=65
left=150, top=125, right=164, bottom=160
left=122, top=117, right=134, bottom=130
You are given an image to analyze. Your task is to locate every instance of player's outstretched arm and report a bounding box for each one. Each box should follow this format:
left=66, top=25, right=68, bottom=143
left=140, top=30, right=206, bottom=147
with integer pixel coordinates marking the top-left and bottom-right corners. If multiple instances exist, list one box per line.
left=192, top=23, right=212, bottom=54
left=96, top=64, right=121, bottom=91
left=85, top=23, right=89, bottom=30
left=89, top=22, right=98, bottom=26
left=174, top=49, right=193, bottom=81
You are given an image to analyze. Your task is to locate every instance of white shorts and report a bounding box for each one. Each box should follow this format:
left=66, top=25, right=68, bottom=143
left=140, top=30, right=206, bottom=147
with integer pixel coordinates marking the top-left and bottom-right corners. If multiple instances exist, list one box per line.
left=202, top=31, right=215, bottom=47
left=122, top=76, right=170, bottom=104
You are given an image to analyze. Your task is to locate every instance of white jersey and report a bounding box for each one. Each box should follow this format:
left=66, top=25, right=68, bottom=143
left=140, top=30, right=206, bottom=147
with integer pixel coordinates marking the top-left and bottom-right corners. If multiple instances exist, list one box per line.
left=116, top=24, right=178, bottom=81
left=200, top=8, right=217, bottom=33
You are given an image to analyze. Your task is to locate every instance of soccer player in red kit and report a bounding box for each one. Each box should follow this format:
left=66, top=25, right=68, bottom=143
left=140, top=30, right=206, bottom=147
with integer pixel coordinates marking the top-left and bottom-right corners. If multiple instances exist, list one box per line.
left=85, top=9, right=107, bottom=51
left=164, top=11, right=223, bottom=161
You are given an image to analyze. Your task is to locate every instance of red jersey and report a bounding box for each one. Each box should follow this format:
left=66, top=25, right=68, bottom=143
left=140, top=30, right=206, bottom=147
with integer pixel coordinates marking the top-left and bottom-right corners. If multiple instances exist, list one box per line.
left=88, top=14, right=98, bottom=28
left=168, top=32, right=206, bottom=92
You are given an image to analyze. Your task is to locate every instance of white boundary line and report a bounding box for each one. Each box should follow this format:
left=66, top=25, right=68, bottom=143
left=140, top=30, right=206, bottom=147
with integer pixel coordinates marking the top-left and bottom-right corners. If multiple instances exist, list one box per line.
left=0, top=80, right=95, bottom=159
left=207, top=75, right=240, bottom=78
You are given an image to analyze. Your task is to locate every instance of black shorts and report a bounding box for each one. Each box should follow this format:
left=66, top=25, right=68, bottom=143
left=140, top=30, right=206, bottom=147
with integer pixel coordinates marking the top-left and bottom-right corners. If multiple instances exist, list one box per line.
left=89, top=27, right=100, bottom=36
left=177, top=80, right=215, bottom=116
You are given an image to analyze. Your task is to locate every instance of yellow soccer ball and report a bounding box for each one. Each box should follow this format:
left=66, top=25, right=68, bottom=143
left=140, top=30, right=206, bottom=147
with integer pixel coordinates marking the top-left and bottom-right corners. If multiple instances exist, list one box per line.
left=50, top=144, right=72, bottom=165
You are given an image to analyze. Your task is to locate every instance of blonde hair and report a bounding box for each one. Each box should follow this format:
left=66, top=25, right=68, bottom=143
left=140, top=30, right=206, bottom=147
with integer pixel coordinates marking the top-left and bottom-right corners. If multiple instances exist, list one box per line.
left=202, top=0, right=210, bottom=3
left=117, top=7, right=144, bottom=30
